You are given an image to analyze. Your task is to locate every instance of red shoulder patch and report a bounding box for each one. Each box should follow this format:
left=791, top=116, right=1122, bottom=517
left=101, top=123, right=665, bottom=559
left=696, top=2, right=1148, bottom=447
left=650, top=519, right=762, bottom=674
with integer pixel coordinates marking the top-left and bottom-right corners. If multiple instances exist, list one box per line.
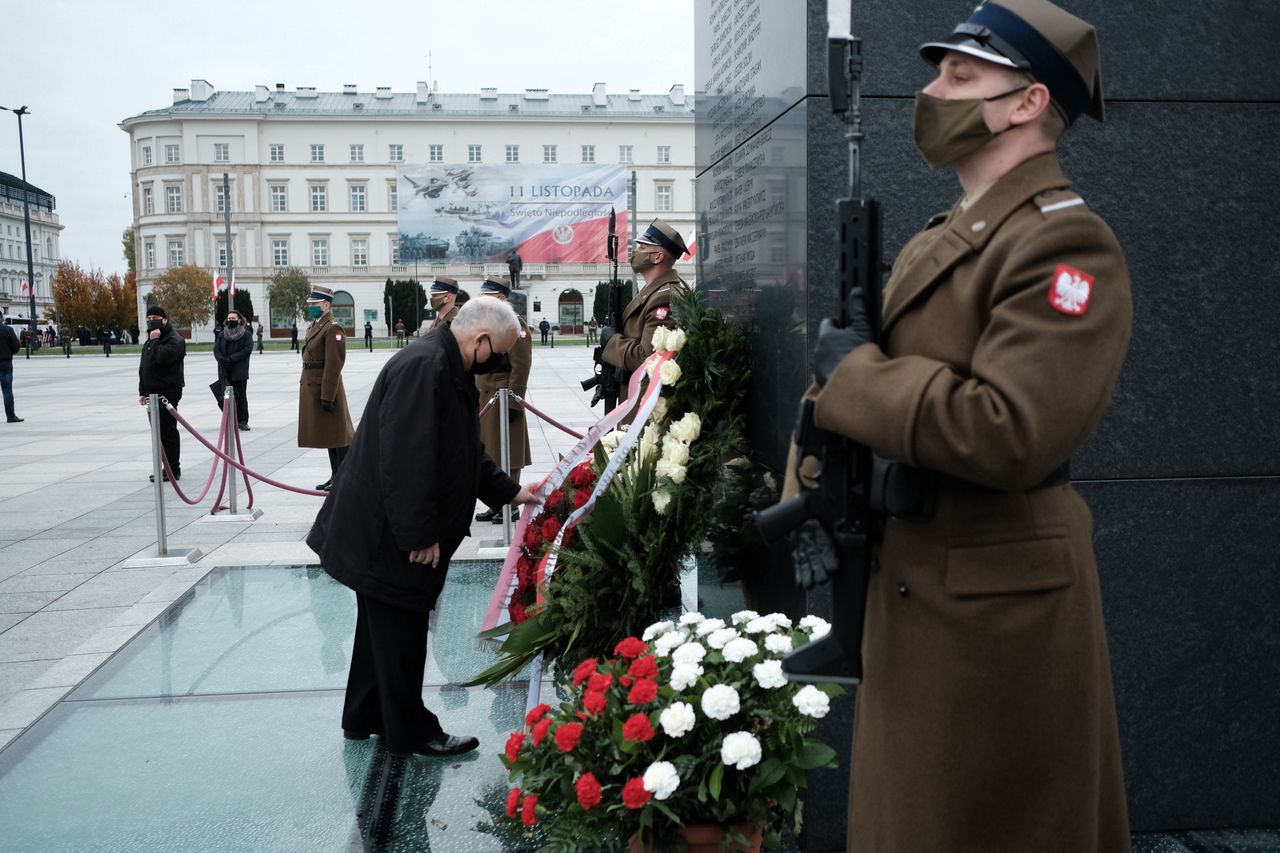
left=335, top=333, right=344, bottom=341
left=654, top=307, right=669, bottom=320
left=1048, top=264, right=1094, bottom=316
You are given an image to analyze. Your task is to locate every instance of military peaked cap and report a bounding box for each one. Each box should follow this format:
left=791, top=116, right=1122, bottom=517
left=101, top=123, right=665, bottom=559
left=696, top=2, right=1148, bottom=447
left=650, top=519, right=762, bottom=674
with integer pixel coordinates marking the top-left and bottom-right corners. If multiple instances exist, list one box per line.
left=307, top=285, right=335, bottom=302
left=637, top=218, right=689, bottom=258
left=431, top=276, right=460, bottom=295
left=480, top=276, right=512, bottom=296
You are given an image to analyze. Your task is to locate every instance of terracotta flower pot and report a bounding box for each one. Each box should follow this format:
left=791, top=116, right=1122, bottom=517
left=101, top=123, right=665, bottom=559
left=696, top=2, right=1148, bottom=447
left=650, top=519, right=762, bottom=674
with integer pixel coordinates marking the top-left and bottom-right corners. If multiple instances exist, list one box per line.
left=629, top=823, right=762, bottom=853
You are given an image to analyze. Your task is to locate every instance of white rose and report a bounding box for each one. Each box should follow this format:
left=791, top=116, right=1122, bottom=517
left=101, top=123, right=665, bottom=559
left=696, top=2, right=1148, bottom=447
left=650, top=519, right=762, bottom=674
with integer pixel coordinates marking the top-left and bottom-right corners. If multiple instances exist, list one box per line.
left=694, top=618, right=726, bottom=637
left=655, top=458, right=688, bottom=484
left=650, top=326, right=669, bottom=353
left=792, top=684, right=831, bottom=719
left=653, top=629, right=688, bottom=657
left=659, top=701, right=697, bottom=738
left=753, top=658, right=788, bottom=689
left=720, top=731, right=762, bottom=770
left=722, top=637, right=759, bottom=663
left=652, top=396, right=670, bottom=422
left=676, top=412, right=702, bottom=442
left=765, top=613, right=793, bottom=630
left=659, top=359, right=682, bottom=386
left=639, top=423, right=661, bottom=461
left=744, top=616, right=774, bottom=635
left=669, top=662, right=703, bottom=691
left=701, top=684, right=741, bottom=720
left=672, top=641, right=707, bottom=667
left=660, top=436, right=690, bottom=466
left=764, top=633, right=794, bottom=655
left=663, top=328, right=687, bottom=353
left=642, top=620, right=676, bottom=641
left=706, top=627, right=739, bottom=650
left=731, top=610, right=760, bottom=626
left=643, top=760, right=681, bottom=801
left=600, top=430, right=626, bottom=452
left=799, top=615, right=832, bottom=640
left=652, top=488, right=672, bottom=515
left=679, top=612, right=704, bottom=627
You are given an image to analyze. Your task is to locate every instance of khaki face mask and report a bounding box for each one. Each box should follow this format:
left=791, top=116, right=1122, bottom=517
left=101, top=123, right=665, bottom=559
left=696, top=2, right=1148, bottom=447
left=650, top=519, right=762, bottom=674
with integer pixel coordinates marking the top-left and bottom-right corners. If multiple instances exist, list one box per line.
left=629, top=248, right=656, bottom=273
left=430, top=295, right=451, bottom=312
left=912, top=86, right=1027, bottom=169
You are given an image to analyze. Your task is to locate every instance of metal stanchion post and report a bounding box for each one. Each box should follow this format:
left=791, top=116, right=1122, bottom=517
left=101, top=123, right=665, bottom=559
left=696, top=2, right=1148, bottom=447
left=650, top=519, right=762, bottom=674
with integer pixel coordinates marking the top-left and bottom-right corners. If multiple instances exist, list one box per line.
left=124, top=395, right=203, bottom=567
left=498, top=388, right=512, bottom=545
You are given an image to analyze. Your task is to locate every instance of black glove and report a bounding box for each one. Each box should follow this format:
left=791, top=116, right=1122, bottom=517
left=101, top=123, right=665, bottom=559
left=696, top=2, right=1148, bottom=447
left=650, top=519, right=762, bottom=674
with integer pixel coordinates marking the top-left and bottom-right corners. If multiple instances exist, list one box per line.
left=791, top=518, right=839, bottom=589
left=599, top=325, right=615, bottom=348
left=813, top=289, right=873, bottom=387
left=321, top=399, right=336, bottom=413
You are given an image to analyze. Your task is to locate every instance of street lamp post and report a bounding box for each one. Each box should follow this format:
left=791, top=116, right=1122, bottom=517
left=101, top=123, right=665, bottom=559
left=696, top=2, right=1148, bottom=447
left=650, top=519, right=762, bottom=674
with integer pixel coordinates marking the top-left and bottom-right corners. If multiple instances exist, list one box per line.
left=0, top=105, right=37, bottom=359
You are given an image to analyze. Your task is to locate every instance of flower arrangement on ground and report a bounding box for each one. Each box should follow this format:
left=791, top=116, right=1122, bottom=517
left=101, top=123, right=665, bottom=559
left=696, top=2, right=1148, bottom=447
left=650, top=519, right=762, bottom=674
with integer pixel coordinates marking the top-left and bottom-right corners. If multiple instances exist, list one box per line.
left=499, top=612, right=843, bottom=851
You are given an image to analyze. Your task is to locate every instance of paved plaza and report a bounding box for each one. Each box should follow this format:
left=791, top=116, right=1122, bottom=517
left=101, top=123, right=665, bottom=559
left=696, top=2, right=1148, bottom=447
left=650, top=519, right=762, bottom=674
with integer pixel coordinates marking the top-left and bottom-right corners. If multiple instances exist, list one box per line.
left=0, top=337, right=602, bottom=748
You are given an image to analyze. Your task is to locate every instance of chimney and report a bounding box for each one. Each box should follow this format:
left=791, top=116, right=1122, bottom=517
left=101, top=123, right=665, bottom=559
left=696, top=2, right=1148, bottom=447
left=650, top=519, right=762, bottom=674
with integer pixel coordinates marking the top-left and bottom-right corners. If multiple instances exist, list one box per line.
left=628, top=88, right=641, bottom=102
left=592, top=82, right=607, bottom=107
left=254, top=85, right=270, bottom=103
left=275, top=83, right=285, bottom=91
left=343, top=84, right=357, bottom=95
left=416, top=81, right=430, bottom=104
left=524, top=88, right=549, bottom=101
left=173, top=88, right=190, bottom=103
left=480, top=87, right=498, bottom=100
left=190, top=79, right=214, bottom=102
left=296, top=86, right=318, bottom=99
left=668, top=84, right=685, bottom=106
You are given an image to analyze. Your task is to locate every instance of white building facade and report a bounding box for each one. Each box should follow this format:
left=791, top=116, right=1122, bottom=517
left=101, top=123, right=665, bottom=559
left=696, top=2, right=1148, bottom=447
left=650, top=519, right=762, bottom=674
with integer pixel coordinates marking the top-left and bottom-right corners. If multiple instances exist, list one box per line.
left=120, top=80, right=695, bottom=337
left=0, top=173, right=62, bottom=322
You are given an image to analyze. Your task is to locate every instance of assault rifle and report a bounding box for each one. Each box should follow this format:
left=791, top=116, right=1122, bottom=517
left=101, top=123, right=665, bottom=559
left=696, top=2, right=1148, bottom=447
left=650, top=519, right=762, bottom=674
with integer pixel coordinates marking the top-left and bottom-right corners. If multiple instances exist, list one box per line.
left=581, top=207, right=626, bottom=410
left=753, top=17, right=881, bottom=686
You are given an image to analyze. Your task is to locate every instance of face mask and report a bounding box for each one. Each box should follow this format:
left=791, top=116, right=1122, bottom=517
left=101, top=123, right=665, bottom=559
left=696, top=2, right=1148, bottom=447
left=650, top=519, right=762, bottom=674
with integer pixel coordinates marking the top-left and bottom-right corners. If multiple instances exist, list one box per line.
left=226, top=319, right=239, bottom=328
left=629, top=249, right=655, bottom=273
left=146, top=319, right=163, bottom=331
left=470, top=337, right=506, bottom=375
left=306, top=305, right=324, bottom=320
left=912, top=87, right=1028, bottom=169
left=430, top=295, right=450, bottom=312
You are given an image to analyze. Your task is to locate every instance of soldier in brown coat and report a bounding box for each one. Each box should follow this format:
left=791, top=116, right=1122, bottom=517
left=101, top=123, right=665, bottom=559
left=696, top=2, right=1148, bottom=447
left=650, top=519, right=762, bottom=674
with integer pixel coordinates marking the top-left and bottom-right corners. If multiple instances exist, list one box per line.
left=428, top=276, right=460, bottom=332
left=473, top=276, right=533, bottom=523
left=298, top=286, right=355, bottom=491
left=789, top=2, right=1132, bottom=850
left=601, top=218, right=689, bottom=402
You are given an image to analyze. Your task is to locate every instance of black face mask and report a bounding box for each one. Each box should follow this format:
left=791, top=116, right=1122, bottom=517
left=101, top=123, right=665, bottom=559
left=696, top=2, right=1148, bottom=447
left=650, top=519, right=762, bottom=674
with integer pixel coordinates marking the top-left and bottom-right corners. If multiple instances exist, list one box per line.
left=226, top=320, right=239, bottom=328
left=470, top=337, right=507, bottom=375
left=146, top=320, right=164, bottom=331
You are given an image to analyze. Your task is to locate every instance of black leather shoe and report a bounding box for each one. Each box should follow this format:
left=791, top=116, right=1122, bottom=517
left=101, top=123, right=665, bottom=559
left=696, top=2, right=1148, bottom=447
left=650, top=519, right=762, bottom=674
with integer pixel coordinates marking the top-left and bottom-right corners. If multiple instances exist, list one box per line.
left=149, top=471, right=181, bottom=483
left=343, top=729, right=382, bottom=740
left=238, top=423, right=250, bottom=431
left=390, top=732, right=480, bottom=758
left=6, top=417, right=22, bottom=423
left=492, top=506, right=519, bottom=524
left=316, top=479, right=332, bottom=491
left=475, top=507, right=499, bottom=522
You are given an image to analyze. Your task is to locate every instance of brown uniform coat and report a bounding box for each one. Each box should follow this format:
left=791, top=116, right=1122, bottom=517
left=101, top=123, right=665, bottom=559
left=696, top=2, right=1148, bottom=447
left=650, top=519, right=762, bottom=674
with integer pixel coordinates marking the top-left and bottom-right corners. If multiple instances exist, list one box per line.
left=476, top=315, right=532, bottom=471
left=429, top=305, right=457, bottom=332
left=791, top=154, right=1132, bottom=852
left=298, top=313, right=355, bottom=449
left=602, top=270, right=686, bottom=405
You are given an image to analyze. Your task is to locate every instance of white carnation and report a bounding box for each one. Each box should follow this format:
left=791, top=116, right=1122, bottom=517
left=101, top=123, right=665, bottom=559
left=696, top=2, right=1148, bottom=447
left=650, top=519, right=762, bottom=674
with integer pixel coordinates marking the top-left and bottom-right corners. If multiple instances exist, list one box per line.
left=720, top=731, right=762, bottom=770
left=655, top=458, right=688, bottom=484
left=652, top=396, right=670, bottom=422
left=650, top=326, right=669, bottom=353
left=753, top=658, right=788, bottom=689
left=792, top=684, right=831, bottom=719
left=722, top=637, right=759, bottom=663
left=660, top=436, right=690, bottom=465
left=706, top=627, right=739, bottom=650
left=799, top=615, right=832, bottom=640
left=679, top=611, right=704, bottom=626
left=653, top=629, right=688, bottom=657
left=765, top=613, right=793, bottom=630
left=663, top=328, right=687, bottom=353
left=652, top=488, right=672, bottom=515
left=599, top=430, right=626, bottom=453
left=700, top=684, right=741, bottom=720
left=744, top=616, right=774, bottom=635
left=659, top=359, right=682, bottom=386
left=672, top=641, right=707, bottom=667
left=670, top=662, right=703, bottom=691
left=642, top=760, right=681, bottom=800
left=764, top=633, right=794, bottom=655
left=659, top=701, right=697, bottom=737
left=639, top=422, right=661, bottom=462
left=694, top=618, right=725, bottom=637
left=730, top=610, right=760, bottom=626
left=642, top=620, right=676, bottom=642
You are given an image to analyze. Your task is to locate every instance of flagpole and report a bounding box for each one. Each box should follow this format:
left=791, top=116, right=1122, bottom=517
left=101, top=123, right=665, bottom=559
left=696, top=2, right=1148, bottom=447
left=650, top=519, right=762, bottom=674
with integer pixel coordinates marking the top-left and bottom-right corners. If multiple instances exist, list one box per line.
left=223, top=172, right=234, bottom=318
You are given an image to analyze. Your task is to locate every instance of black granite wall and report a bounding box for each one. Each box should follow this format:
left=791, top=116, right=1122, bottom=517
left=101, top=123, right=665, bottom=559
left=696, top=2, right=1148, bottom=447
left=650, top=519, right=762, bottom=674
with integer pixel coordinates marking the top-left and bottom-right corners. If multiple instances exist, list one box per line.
left=695, top=0, right=1280, bottom=846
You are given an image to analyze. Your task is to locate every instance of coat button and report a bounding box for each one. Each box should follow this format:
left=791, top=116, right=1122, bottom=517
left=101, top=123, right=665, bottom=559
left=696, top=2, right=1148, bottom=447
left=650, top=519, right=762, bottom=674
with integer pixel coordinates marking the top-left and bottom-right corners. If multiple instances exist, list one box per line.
left=971, top=220, right=986, bottom=232
left=896, top=582, right=909, bottom=597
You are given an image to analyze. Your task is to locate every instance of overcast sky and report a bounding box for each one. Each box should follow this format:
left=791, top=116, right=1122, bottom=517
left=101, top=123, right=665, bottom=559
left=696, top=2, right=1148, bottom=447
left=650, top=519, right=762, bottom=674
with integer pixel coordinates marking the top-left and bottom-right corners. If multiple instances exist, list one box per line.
left=1, top=0, right=695, bottom=272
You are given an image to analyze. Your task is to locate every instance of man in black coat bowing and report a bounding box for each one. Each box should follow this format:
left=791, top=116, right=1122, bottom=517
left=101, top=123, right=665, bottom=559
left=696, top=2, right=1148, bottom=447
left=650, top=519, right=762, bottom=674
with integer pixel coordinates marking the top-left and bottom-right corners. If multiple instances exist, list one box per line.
left=307, top=297, right=539, bottom=758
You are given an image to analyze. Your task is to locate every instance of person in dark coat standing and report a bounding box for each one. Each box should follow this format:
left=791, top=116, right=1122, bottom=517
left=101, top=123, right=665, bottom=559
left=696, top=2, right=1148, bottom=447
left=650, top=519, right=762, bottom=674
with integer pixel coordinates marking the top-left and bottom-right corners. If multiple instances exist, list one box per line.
left=290, top=321, right=299, bottom=351
left=538, top=318, right=550, bottom=344
left=506, top=249, right=522, bottom=289
left=363, top=320, right=374, bottom=351
left=473, top=276, right=533, bottom=524
left=137, top=305, right=186, bottom=481
left=213, top=310, right=253, bottom=430
left=299, top=286, right=354, bottom=491
left=307, top=297, right=539, bottom=758
left=0, top=320, right=22, bottom=423
left=99, top=325, right=112, bottom=357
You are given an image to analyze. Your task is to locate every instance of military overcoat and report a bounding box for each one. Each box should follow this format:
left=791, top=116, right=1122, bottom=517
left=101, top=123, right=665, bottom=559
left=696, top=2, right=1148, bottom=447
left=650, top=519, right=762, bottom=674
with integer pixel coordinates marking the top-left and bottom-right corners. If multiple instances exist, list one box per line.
left=602, top=270, right=685, bottom=377
left=429, top=305, right=458, bottom=332
left=298, top=313, right=355, bottom=449
left=791, top=154, right=1132, bottom=853
left=477, top=315, right=532, bottom=470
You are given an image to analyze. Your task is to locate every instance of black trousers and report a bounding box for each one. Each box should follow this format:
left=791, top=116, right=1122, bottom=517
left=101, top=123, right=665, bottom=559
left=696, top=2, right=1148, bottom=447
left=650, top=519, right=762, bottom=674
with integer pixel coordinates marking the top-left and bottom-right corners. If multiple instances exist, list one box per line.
left=218, top=379, right=249, bottom=425
left=148, top=389, right=182, bottom=474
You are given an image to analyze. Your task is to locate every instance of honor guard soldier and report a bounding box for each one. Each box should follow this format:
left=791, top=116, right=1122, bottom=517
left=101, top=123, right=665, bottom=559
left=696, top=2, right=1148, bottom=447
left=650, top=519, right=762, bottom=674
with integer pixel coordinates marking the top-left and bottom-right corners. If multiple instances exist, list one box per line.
left=428, top=276, right=461, bottom=331
left=299, top=285, right=355, bottom=491
left=787, top=2, right=1132, bottom=851
left=601, top=218, right=689, bottom=400
left=472, top=276, right=532, bottom=523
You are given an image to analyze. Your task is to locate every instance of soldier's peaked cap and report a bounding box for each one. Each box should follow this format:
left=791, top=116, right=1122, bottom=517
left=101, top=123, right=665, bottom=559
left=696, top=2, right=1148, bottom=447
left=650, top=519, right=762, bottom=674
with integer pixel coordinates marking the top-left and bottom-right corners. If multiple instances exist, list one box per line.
left=431, top=276, right=459, bottom=294
left=480, top=276, right=512, bottom=296
left=307, top=285, right=335, bottom=302
left=920, top=0, right=1104, bottom=124
left=637, top=218, right=688, bottom=258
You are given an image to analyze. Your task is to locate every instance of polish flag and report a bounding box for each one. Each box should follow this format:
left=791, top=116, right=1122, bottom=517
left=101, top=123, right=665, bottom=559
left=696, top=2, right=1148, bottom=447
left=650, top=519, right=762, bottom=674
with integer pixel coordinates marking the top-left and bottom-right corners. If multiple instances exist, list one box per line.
left=212, top=272, right=223, bottom=302
left=20, top=281, right=29, bottom=293
left=230, top=273, right=236, bottom=302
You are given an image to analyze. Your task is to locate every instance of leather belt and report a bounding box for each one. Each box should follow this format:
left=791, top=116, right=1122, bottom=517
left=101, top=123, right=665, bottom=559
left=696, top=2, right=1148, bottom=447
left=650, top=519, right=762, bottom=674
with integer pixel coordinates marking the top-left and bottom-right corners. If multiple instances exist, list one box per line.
left=302, top=362, right=324, bottom=369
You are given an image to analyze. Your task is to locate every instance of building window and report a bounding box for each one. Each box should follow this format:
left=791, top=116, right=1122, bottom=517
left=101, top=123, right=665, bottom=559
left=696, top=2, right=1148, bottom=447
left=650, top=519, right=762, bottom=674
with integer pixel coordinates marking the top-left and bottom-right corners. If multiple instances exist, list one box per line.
left=391, top=238, right=400, bottom=265
left=214, top=143, right=229, bottom=163
left=272, top=239, right=289, bottom=267
left=350, top=184, right=366, bottom=212
left=217, top=240, right=228, bottom=268
left=428, top=144, right=443, bottom=162
left=467, top=144, right=482, bottom=163
left=389, top=144, right=404, bottom=162
left=166, top=185, right=183, bottom=214
left=214, top=184, right=228, bottom=214
left=581, top=145, right=595, bottom=163
left=657, top=145, right=671, bottom=163
left=350, top=143, right=364, bottom=163
left=310, top=185, right=327, bottom=212
left=310, top=144, right=325, bottom=162
left=312, top=239, right=328, bottom=267
left=143, top=187, right=154, bottom=216
left=505, top=144, right=520, bottom=163
left=270, top=184, right=287, bottom=212
left=142, top=146, right=152, bottom=166
left=352, top=239, right=368, bottom=267
left=543, top=144, right=557, bottom=163
left=168, top=240, right=184, bottom=267
left=144, top=240, right=155, bottom=269
left=619, top=144, right=633, bottom=164
left=655, top=183, right=672, bottom=212
left=388, top=182, right=398, bottom=211
left=269, top=143, right=285, bottom=162
left=165, top=144, right=179, bottom=164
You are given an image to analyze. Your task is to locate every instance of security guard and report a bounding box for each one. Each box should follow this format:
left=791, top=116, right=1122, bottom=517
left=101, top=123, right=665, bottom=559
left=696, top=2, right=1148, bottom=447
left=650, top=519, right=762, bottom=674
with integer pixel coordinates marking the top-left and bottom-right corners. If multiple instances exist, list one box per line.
left=472, top=276, right=532, bottom=523
left=299, top=286, right=355, bottom=491
left=428, top=276, right=460, bottom=331
left=789, top=1, right=1132, bottom=850
left=601, top=218, right=689, bottom=399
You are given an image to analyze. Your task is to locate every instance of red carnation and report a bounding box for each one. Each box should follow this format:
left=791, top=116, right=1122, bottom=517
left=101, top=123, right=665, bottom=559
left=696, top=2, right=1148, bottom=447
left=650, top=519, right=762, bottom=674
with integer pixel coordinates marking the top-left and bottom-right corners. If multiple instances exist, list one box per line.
left=541, top=517, right=562, bottom=541
left=582, top=689, right=607, bottom=715
left=547, top=488, right=565, bottom=510
left=508, top=598, right=527, bottom=625
left=525, top=703, right=551, bottom=727
left=569, top=463, right=595, bottom=488
left=516, top=556, right=536, bottom=588
left=622, top=712, right=655, bottom=742
left=627, top=678, right=658, bottom=705
left=531, top=717, right=552, bottom=746
left=620, top=675, right=633, bottom=687
left=555, top=722, right=584, bottom=752
left=628, top=655, right=658, bottom=680
left=614, top=637, right=647, bottom=659
left=521, top=793, right=538, bottom=827
left=504, top=731, right=525, bottom=763
left=622, top=777, right=651, bottom=809
left=572, top=488, right=590, bottom=509
left=572, top=658, right=598, bottom=687
left=505, top=786, right=521, bottom=819
left=522, top=523, right=542, bottom=549
left=575, top=772, right=602, bottom=811
left=587, top=673, right=613, bottom=693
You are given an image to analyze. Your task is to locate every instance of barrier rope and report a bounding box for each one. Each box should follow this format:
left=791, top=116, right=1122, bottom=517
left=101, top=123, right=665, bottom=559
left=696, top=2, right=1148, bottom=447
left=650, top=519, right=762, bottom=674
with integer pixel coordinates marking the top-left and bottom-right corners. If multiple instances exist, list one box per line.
left=147, top=396, right=234, bottom=507
left=508, top=392, right=584, bottom=440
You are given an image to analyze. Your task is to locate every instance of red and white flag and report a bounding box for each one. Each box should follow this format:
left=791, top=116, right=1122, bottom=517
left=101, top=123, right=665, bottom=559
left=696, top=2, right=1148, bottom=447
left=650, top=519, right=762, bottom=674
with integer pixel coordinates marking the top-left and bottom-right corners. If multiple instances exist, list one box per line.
left=229, top=273, right=236, bottom=302
left=20, top=281, right=29, bottom=294
left=212, top=272, right=223, bottom=302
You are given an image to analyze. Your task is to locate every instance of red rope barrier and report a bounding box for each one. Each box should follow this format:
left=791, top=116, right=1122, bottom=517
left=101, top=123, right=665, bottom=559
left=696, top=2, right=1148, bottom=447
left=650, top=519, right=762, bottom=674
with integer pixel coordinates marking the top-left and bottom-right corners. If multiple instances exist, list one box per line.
left=510, top=393, right=585, bottom=439
left=154, top=400, right=233, bottom=506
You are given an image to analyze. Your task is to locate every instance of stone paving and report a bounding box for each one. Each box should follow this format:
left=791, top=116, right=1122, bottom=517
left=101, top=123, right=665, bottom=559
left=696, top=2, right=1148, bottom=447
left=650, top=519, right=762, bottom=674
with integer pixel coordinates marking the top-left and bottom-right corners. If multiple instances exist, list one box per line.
left=0, top=335, right=603, bottom=749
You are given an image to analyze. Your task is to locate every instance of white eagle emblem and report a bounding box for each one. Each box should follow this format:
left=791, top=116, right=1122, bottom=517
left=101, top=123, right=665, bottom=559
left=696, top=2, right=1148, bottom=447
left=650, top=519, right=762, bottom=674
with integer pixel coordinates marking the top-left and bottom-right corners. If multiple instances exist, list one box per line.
left=1049, top=264, right=1094, bottom=316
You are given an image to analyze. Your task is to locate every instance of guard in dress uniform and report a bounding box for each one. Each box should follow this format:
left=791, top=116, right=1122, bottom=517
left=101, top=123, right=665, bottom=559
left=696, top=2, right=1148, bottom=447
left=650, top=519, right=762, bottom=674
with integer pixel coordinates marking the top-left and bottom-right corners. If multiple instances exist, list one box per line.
left=601, top=218, right=689, bottom=402
left=786, top=2, right=1132, bottom=851
left=428, top=276, right=460, bottom=331
left=472, top=276, right=532, bottom=524
left=298, top=285, right=355, bottom=491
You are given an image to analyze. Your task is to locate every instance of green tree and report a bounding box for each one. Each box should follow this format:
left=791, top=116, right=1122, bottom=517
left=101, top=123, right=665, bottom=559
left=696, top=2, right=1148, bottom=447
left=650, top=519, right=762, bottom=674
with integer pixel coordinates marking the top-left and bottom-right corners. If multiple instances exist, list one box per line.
left=151, top=265, right=215, bottom=335
left=122, top=226, right=136, bottom=275
left=267, top=267, right=311, bottom=328
left=214, top=287, right=256, bottom=325
left=52, top=261, right=110, bottom=333
left=382, top=277, right=427, bottom=335
left=106, top=272, right=137, bottom=331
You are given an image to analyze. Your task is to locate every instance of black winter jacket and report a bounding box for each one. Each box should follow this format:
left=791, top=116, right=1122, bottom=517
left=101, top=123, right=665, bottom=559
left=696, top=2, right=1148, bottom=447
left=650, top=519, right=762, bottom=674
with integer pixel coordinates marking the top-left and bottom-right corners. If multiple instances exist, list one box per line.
left=213, top=327, right=252, bottom=382
left=138, top=325, right=186, bottom=394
